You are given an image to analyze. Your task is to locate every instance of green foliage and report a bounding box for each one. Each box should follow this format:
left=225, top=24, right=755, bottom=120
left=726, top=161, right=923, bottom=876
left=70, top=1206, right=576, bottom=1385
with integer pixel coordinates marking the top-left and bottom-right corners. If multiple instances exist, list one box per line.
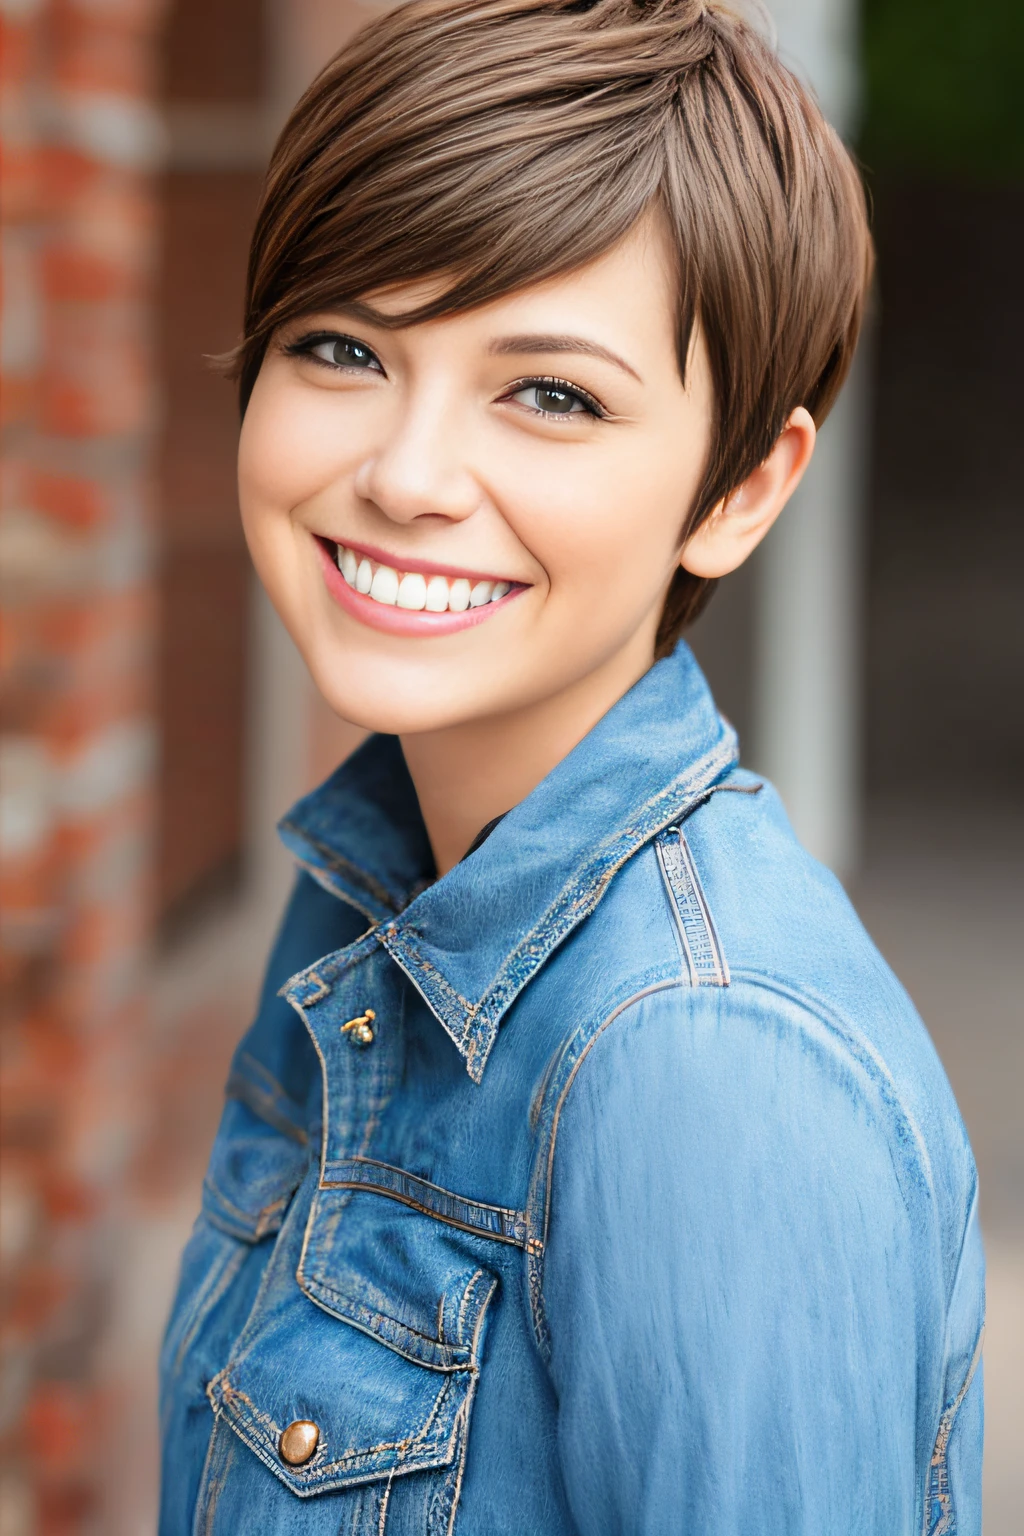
left=861, top=0, right=1024, bottom=177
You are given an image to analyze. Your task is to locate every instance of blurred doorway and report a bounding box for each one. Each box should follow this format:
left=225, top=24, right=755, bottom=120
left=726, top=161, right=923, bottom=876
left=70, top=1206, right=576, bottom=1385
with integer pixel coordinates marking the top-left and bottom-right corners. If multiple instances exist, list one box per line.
left=156, top=0, right=267, bottom=928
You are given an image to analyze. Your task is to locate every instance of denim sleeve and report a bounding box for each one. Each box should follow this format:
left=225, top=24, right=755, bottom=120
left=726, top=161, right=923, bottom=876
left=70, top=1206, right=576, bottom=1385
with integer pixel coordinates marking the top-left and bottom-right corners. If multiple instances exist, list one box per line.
left=540, top=983, right=928, bottom=1535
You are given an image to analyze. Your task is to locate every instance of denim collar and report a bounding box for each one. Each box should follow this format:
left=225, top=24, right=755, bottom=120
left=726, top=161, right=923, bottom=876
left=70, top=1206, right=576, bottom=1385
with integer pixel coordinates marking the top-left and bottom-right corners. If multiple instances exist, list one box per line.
left=278, top=641, right=738, bottom=1082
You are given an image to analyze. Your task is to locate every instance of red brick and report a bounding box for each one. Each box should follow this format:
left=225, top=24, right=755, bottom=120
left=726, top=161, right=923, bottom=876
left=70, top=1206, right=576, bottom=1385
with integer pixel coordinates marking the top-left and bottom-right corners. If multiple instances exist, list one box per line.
left=27, top=471, right=108, bottom=531
left=43, top=305, right=155, bottom=437
left=0, top=143, right=47, bottom=225
left=25, top=1382, right=100, bottom=1476
left=43, top=245, right=132, bottom=304
left=42, top=182, right=157, bottom=304
left=36, top=145, right=103, bottom=219
left=0, top=848, right=58, bottom=922
left=0, top=374, right=40, bottom=428
left=51, top=7, right=157, bottom=100
left=0, top=17, right=39, bottom=92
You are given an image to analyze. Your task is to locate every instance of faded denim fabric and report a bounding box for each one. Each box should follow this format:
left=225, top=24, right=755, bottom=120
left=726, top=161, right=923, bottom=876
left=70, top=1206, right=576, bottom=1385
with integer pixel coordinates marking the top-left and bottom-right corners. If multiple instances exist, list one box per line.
left=159, top=641, right=984, bottom=1535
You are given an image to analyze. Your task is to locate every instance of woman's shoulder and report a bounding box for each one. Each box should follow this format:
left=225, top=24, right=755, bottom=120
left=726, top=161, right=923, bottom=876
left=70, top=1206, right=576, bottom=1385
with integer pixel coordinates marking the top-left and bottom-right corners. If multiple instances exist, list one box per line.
left=537, top=776, right=977, bottom=1281
left=533, top=967, right=980, bottom=1395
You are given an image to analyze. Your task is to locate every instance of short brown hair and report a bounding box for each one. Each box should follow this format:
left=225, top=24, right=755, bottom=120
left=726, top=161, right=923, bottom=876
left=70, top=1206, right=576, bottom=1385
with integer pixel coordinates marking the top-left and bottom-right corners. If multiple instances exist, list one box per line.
left=234, top=0, right=872, bottom=649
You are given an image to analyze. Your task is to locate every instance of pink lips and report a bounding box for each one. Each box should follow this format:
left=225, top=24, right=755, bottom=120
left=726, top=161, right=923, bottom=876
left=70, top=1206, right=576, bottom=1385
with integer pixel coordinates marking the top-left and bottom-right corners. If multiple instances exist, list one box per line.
left=315, top=538, right=526, bottom=637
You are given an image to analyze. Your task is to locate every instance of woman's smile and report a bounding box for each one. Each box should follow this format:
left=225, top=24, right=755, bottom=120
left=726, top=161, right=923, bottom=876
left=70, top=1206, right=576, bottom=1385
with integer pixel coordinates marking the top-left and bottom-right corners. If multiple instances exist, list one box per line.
left=314, top=535, right=527, bottom=636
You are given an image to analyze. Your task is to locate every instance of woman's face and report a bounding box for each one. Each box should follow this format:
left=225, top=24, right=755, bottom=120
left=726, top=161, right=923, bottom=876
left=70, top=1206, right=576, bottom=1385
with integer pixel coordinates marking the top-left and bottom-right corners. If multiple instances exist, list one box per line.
left=239, top=218, right=714, bottom=735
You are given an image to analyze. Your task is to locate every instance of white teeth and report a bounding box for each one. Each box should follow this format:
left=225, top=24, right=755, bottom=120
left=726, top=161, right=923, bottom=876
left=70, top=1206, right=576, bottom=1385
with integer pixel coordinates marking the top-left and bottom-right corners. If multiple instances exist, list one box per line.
left=424, top=575, right=450, bottom=612
left=396, top=572, right=427, bottom=610
left=334, top=544, right=514, bottom=614
left=369, top=565, right=399, bottom=605
left=448, top=578, right=471, bottom=612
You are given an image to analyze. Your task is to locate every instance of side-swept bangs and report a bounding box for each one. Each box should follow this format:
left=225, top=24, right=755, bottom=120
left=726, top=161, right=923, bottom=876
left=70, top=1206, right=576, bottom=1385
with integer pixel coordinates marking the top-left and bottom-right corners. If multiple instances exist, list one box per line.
left=233, top=0, right=873, bottom=646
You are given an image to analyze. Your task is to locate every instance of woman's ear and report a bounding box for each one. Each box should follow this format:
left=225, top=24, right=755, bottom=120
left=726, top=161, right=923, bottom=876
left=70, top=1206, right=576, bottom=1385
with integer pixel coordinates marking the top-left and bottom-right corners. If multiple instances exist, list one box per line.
left=680, top=406, right=816, bottom=579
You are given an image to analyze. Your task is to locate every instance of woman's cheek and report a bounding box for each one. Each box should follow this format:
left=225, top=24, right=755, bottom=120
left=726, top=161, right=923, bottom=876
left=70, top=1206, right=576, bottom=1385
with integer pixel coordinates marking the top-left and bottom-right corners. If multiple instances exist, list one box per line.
left=498, top=461, right=620, bottom=578
left=241, top=369, right=341, bottom=509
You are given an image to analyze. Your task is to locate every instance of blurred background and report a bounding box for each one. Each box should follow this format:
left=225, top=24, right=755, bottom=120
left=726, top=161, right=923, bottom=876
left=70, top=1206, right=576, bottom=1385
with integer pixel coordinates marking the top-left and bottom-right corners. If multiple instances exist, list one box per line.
left=1, top=0, right=1020, bottom=1530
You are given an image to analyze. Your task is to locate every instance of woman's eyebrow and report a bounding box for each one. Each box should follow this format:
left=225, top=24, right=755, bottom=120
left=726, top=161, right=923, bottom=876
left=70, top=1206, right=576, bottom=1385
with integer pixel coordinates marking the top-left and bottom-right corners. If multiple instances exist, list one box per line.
left=489, top=333, right=643, bottom=384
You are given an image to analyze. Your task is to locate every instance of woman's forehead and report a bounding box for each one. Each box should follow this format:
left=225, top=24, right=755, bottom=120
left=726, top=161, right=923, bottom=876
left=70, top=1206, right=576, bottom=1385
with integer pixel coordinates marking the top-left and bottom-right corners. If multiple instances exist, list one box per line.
left=332, top=217, right=679, bottom=342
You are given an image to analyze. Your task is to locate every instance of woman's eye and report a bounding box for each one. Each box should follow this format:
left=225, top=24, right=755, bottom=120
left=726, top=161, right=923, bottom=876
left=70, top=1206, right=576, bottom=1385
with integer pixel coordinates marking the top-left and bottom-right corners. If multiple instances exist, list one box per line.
left=303, top=335, right=383, bottom=371
left=510, top=382, right=595, bottom=417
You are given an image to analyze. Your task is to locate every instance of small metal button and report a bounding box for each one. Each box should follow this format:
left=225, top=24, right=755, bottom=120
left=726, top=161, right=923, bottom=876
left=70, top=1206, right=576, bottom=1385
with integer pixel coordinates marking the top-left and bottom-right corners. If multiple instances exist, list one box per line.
left=279, top=1419, right=320, bottom=1466
left=341, top=1008, right=375, bottom=1046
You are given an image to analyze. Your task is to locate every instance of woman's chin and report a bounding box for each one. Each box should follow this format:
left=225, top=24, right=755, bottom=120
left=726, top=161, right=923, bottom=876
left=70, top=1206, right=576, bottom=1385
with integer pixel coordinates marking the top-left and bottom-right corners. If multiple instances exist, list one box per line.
left=309, top=671, right=493, bottom=739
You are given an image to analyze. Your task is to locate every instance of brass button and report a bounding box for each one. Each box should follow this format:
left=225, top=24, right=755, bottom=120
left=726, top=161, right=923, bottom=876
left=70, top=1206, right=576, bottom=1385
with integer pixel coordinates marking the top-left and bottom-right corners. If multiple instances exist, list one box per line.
left=341, top=1008, right=375, bottom=1046
left=279, top=1419, right=320, bottom=1466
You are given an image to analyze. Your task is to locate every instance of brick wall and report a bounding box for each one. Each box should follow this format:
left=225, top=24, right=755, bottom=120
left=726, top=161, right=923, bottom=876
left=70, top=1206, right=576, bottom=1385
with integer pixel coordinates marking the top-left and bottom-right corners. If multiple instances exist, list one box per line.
left=0, top=2, right=164, bottom=1530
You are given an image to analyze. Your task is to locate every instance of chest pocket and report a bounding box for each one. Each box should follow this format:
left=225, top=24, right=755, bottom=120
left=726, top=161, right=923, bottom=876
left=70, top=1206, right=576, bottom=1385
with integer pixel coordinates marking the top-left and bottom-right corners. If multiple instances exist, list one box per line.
left=200, top=1165, right=501, bottom=1534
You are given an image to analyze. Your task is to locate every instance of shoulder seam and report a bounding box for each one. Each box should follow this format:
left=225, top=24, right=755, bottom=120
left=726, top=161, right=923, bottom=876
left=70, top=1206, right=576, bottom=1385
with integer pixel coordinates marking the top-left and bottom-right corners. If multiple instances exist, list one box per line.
left=655, top=826, right=729, bottom=987
left=726, top=967, right=937, bottom=1200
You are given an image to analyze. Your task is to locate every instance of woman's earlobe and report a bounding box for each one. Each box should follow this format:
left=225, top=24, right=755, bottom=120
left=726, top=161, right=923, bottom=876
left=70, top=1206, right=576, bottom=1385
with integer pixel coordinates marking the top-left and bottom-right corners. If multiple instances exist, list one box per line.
left=679, top=406, right=816, bottom=579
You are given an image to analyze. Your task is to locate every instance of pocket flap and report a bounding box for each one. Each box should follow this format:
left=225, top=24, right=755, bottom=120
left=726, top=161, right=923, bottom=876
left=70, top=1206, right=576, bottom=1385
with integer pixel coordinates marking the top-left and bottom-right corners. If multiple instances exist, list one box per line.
left=208, top=1308, right=475, bottom=1496
left=208, top=1176, right=498, bottom=1497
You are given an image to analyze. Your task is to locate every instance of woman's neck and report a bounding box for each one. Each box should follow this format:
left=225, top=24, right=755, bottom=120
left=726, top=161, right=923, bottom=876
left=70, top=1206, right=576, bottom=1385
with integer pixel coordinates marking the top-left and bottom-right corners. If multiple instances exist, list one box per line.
left=400, top=632, right=657, bottom=876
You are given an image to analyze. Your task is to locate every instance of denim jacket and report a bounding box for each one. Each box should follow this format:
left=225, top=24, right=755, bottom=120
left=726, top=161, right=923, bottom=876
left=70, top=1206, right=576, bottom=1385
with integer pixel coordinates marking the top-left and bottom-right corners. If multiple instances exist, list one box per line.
left=160, top=641, right=984, bottom=1535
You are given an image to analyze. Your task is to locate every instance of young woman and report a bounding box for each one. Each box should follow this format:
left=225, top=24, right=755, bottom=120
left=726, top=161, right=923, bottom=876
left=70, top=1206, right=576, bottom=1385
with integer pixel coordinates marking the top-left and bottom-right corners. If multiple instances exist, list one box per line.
left=160, top=3, right=983, bottom=1531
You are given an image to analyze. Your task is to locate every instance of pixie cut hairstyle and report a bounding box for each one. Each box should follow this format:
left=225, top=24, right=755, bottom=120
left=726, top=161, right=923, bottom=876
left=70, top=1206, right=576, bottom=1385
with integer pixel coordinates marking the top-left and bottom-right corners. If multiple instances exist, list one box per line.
left=235, top=0, right=872, bottom=648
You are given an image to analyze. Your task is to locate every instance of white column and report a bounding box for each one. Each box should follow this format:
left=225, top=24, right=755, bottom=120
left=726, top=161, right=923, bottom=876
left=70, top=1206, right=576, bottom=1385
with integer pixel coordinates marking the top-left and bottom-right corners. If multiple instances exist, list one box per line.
left=751, top=0, right=866, bottom=877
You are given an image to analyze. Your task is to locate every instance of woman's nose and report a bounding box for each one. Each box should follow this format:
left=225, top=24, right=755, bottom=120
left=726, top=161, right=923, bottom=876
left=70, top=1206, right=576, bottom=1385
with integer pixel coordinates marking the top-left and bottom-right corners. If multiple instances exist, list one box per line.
left=353, top=407, right=481, bottom=525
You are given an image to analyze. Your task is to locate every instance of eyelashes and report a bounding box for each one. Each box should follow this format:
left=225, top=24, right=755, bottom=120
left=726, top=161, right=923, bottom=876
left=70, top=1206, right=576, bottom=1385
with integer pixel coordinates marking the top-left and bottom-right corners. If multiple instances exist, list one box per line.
left=502, top=376, right=606, bottom=419
left=284, top=330, right=608, bottom=419
left=284, top=331, right=384, bottom=373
